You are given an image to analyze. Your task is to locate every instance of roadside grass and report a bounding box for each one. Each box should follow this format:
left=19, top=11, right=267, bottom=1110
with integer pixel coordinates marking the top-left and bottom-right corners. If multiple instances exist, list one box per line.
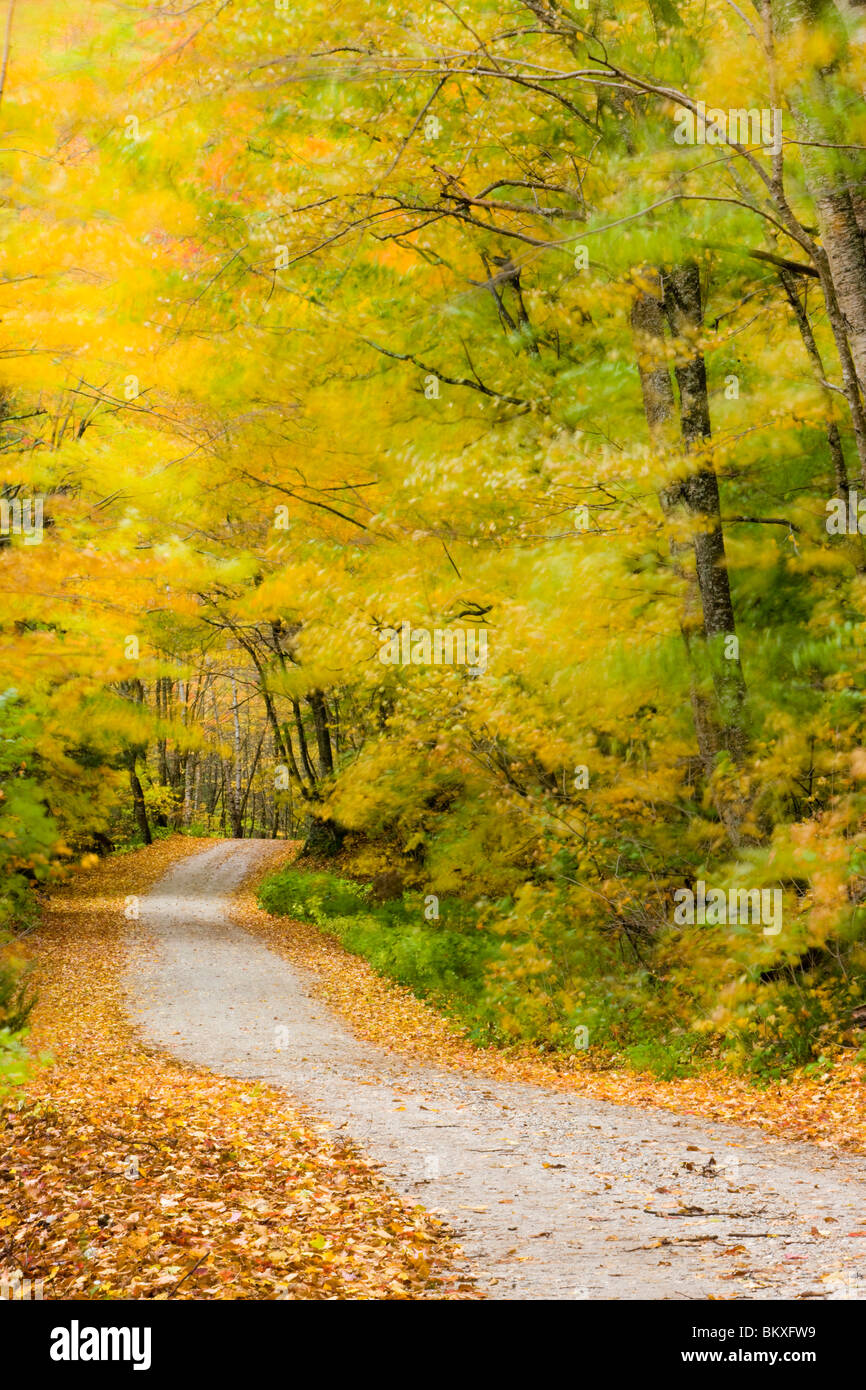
left=252, top=860, right=866, bottom=1157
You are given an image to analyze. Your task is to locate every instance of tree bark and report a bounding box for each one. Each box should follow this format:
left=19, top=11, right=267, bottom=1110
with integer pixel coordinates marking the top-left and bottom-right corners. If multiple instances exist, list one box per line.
left=632, top=271, right=748, bottom=843
left=660, top=263, right=747, bottom=765
left=292, top=697, right=317, bottom=786
left=775, top=0, right=866, bottom=418
left=308, top=689, right=334, bottom=777
left=778, top=268, right=851, bottom=499
left=228, top=675, right=244, bottom=837
left=124, top=749, right=152, bottom=845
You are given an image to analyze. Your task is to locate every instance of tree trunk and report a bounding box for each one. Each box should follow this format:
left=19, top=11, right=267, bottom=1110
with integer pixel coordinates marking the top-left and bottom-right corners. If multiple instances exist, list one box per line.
left=124, top=749, right=152, bottom=845
left=308, top=689, right=334, bottom=777
left=777, top=0, right=866, bottom=446
left=809, top=187, right=866, bottom=396
left=183, top=752, right=196, bottom=826
left=778, top=267, right=851, bottom=499
left=632, top=271, right=748, bottom=844
left=660, top=263, right=747, bottom=765
left=228, top=675, right=244, bottom=837
left=292, top=698, right=317, bottom=786
left=301, top=814, right=345, bottom=857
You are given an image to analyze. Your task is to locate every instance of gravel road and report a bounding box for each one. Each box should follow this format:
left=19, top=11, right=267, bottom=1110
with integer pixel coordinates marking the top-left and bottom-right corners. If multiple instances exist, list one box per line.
left=126, top=839, right=866, bottom=1300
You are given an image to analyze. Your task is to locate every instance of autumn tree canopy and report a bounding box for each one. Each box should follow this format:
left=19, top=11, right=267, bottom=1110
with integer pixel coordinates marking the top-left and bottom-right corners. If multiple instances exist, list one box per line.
left=3, top=0, right=866, bottom=1077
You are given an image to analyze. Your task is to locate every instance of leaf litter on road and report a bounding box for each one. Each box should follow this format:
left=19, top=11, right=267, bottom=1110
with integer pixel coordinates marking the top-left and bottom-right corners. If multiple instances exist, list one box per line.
left=0, top=839, right=478, bottom=1300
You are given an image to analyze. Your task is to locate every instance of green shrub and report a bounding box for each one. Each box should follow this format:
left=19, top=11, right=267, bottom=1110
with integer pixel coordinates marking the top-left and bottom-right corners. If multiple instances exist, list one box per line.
left=0, top=959, right=36, bottom=1094
left=258, top=869, right=370, bottom=921
left=257, top=865, right=865, bottom=1080
left=258, top=868, right=497, bottom=1029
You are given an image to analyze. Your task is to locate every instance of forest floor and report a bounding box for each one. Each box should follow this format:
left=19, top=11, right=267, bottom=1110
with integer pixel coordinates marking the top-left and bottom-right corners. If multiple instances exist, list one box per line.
left=121, top=838, right=866, bottom=1300
left=0, top=837, right=476, bottom=1300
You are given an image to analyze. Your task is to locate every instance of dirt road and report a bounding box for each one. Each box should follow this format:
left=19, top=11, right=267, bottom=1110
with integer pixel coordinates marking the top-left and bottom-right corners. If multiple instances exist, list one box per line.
left=126, top=840, right=866, bottom=1300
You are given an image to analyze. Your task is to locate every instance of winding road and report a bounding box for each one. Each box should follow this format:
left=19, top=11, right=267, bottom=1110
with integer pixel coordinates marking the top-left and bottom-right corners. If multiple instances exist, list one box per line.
left=126, top=839, right=866, bottom=1300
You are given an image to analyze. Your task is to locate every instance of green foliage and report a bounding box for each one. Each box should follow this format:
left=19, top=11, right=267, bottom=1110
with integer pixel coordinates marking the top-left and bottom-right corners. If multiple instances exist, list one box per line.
left=260, top=860, right=866, bottom=1079
left=0, top=1027, right=32, bottom=1094
left=0, top=959, right=36, bottom=1094
left=0, top=694, right=59, bottom=934
left=142, top=782, right=182, bottom=823
left=0, top=958, right=35, bottom=1034
left=259, top=869, right=371, bottom=921
left=259, top=869, right=499, bottom=1034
